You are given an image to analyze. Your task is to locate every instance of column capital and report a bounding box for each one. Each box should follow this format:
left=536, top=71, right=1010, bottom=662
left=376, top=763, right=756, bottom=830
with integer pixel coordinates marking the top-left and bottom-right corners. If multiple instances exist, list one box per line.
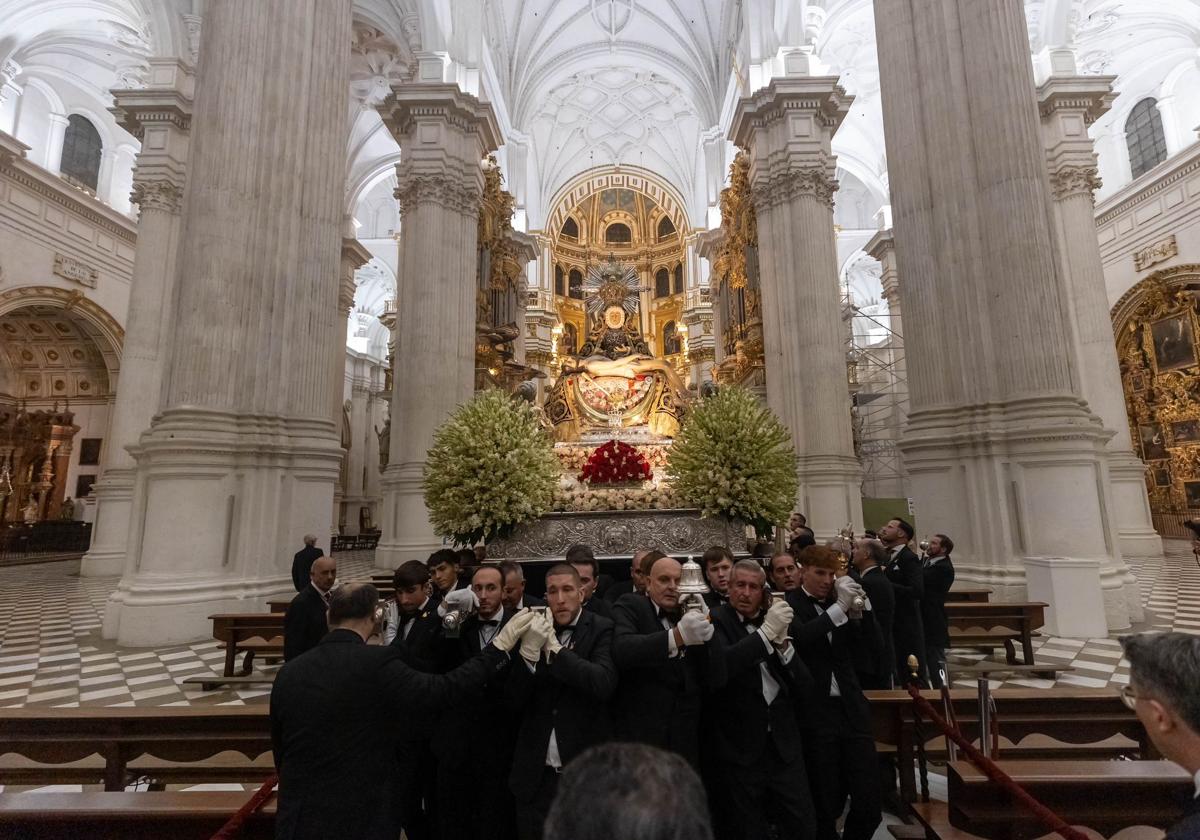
left=1047, top=164, right=1102, bottom=200
left=130, top=179, right=183, bottom=213
left=1037, top=75, right=1116, bottom=199
left=865, top=228, right=900, bottom=303
left=340, top=237, right=373, bottom=312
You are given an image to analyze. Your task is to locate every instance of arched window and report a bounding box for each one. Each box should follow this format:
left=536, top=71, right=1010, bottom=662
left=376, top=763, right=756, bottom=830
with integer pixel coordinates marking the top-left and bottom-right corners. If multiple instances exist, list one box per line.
left=568, top=269, right=584, bottom=300
left=1126, top=98, right=1168, bottom=180
left=663, top=321, right=681, bottom=355
left=657, top=216, right=675, bottom=240
left=655, top=268, right=671, bottom=299
left=561, top=216, right=579, bottom=240
left=605, top=223, right=632, bottom=245
left=554, top=265, right=566, bottom=297
left=673, top=264, right=684, bottom=295
left=60, top=115, right=102, bottom=191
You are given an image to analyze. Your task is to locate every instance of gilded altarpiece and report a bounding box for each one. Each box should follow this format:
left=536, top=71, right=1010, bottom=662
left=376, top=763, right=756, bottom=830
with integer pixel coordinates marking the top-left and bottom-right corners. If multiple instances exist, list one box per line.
left=475, top=157, right=530, bottom=392
left=711, top=152, right=765, bottom=387
left=1113, top=265, right=1200, bottom=512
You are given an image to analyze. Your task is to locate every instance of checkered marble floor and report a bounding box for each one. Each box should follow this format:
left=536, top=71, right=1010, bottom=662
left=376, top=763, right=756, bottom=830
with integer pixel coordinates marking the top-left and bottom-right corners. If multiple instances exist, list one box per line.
left=0, top=544, right=1197, bottom=709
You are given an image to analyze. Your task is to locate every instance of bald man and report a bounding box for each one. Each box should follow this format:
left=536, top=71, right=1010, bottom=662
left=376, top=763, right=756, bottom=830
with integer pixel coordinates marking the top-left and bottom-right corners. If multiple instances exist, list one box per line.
left=284, top=555, right=337, bottom=661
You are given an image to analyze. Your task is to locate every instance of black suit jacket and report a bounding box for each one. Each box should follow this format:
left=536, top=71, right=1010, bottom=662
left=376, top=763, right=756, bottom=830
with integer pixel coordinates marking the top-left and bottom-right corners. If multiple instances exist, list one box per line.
left=885, top=545, right=926, bottom=668
left=1167, top=794, right=1200, bottom=840
left=604, top=580, right=635, bottom=603
left=270, top=629, right=506, bottom=840
left=855, top=566, right=895, bottom=689
left=583, top=594, right=612, bottom=619
left=390, top=598, right=443, bottom=673
left=611, top=593, right=721, bottom=766
left=506, top=609, right=617, bottom=801
left=706, top=605, right=812, bottom=766
left=785, top=590, right=874, bottom=735
left=920, top=555, right=956, bottom=649
left=283, top=586, right=328, bottom=662
left=702, top=591, right=731, bottom=611
left=290, top=545, right=323, bottom=592
left=435, top=608, right=517, bottom=768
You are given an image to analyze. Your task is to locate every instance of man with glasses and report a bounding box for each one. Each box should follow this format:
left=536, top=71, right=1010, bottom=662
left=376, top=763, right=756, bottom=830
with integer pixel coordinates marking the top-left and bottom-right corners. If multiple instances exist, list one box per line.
left=1120, top=632, right=1200, bottom=840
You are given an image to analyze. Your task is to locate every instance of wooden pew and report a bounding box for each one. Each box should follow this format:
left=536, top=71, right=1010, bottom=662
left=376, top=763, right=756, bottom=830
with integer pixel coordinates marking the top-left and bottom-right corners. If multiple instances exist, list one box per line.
left=0, top=791, right=276, bottom=839
left=947, top=759, right=1190, bottom=839
left=189, top=614, right=284, bottom=690
left=945, top=587, right=991, bottom=603
left=946, top=601, right=1046, bottom=665
left=0, top=707, right=271, bottom=791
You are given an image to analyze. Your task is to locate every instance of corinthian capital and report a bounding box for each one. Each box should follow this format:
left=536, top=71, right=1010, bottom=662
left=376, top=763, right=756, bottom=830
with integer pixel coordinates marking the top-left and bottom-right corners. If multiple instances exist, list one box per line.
left=1048, top=165, right=1101, bottom=201
left=754, top=167, right=840, bottom=212
left=130, top=179, right=183, bottom=214
left=394, top=169, right=480, bottom=217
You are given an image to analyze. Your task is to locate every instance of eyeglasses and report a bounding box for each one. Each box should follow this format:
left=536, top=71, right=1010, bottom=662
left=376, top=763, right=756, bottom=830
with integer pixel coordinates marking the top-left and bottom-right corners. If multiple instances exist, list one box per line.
left=1119, top=684, right=1139, bottom=711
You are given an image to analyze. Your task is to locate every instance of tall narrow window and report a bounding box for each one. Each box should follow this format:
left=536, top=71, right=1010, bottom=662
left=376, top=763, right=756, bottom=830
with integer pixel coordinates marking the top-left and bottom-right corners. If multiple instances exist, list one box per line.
left=655, top=268, right=671, bottom=299
left=555, top=265, right=566, bottom=296
left=1126, top=98, right=1168, bottom=179
left=60, top=115, right=102, bottom=191
left=663, top=321, right=681, bottom=355
left=568, top=269, right=584, bottom=300
left=673, top=264, right=684, bottom=295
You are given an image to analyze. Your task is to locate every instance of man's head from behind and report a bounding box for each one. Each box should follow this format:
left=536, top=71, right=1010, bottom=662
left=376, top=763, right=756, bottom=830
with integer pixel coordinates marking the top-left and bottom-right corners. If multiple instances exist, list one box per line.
left=1120, top=632, right=1200, bottom=773
left=544, top=743, right=713, bottom=840
left=303, top=533, right=317, bottom=547
left=310, top=555, right=336, bottom=592
left=327, top=583, right=380, bottom=640
left=393, top=560, right=431, bottom=614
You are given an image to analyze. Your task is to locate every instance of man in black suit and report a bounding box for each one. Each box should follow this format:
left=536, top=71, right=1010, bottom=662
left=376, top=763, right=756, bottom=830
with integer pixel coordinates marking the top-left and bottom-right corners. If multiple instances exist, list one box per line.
left=603, top=548, right=649, bottom=603
left=270, top=583, right=535, bottom=840
left=290, top=534, right=323, bottom=592
left=428, top=547, right=467, bottom=598
left=879, top=517, right=926, bottom=685
left=1119, top=633, right=1200, bottom=840
left=501, top=559, right=546, bottom=612
left=787, top=545, right=882, bottom=840
left=507, top=563, right=617, bottom=840
left=434, top=564, right=524, bottom=840
left=612, top=552, right=719, bottom=767
left=850, top=538, right=895, bottom=690
left=707, top=560, right=816, bottom=840
left=769, top=552, right=801, bottom=594
left=701, top=545, right=733, bottom=609
left=566, top=544, right=612, bottom=619
left=920, top=533, right=956, bottom=688
left=283, top=554, right=336, bottom=661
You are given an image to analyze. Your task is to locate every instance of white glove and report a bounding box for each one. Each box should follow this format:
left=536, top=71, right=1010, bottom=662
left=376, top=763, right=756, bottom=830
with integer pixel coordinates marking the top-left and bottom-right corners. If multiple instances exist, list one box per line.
left=520, top=613, right=553, bottom=663
left=677, top=610, right=714, bottom=646
left=834, top=576, right=864, bottom=612
left=760, top=600, right=793, bottom=644
left=437, top=588, right=478, bottom=618
left=490, top=610, right=534, bottom=653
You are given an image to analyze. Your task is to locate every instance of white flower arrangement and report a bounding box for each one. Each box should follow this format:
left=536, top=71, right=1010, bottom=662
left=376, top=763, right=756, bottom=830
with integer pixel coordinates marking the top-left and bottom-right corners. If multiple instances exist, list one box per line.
left=422, top=390, right=560, bottom=546
left=666, top=385, right=798, bottom=537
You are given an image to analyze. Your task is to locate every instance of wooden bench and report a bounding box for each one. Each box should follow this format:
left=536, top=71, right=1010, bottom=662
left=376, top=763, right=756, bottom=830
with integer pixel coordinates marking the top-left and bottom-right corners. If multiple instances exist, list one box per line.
left=946, top=601, right=1046, bottom=666
left=182, top=614, right=285, bottom=690
left=0, top=707, right=272, bottom=791
left=0, top=791, right=276, bottom=839
left=947, top=759, right=1190, bottom=839
left=945, top=587, right=991, bottom=603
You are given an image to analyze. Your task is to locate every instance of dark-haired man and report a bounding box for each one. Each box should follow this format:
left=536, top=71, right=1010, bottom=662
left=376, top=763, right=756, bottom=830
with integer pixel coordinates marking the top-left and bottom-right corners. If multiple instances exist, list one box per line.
left=501, top=560, right=546, bottom=612
left=566, top=544, right=612, bottom=619
left=270, top=583, right=534, bottom=840
left=769, top=552, right=800, bottom=594
left=284, top=555, right=336, bottom=661
left=920, top=534, right=955, bottom=688
left=701, top=546, right=733, bottom=609
left=508, top=563, right=617, bottom=840
left=1120, top=633, right=1200, bottom=840
left=879, top=517, right=926, bottom=685
left=428, top=547, right=467, bottom=597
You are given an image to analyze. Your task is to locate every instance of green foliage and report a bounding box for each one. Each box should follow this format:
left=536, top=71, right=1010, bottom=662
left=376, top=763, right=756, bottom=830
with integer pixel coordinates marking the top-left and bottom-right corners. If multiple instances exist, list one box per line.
left=422, top=390, right=560, bottom=546
left=666, top=386, right=798, bottom=537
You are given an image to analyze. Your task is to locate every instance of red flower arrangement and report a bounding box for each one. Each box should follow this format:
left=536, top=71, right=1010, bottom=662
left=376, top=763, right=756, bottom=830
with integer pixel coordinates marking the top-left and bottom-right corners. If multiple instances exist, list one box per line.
left=579, top=440, right=652, bottom=485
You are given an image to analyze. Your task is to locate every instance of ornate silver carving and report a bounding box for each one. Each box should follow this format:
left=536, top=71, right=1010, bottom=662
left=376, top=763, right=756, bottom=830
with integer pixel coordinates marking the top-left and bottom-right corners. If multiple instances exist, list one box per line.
left=486, top=509, right=747, bottom=560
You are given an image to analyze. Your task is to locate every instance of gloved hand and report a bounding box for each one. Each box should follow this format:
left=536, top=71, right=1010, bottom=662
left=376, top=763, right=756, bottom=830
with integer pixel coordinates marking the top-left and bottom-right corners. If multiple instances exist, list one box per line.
left=520, top=613, right=553, bottom=663
left=542, top=625, right=564, bottom=658
left=490, top=610, right=534, bottom=653
left=677, top=610, right=714, bottom=646
left=438, top=587, right=478, bottom=617
left=834, top=575, right=864, bottom=613
left=760, top=599, right=793, bottom=644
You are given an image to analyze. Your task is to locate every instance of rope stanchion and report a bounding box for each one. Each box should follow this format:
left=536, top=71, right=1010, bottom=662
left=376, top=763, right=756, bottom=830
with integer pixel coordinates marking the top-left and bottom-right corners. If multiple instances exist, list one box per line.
left=903, top=684, right=1090, bottom=840
left=210, top=773, right=278, bottom=840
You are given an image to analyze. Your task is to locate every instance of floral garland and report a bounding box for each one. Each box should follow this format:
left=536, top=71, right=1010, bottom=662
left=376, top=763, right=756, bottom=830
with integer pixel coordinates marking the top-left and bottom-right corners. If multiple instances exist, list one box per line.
left=579, top=439, right=652, bottom=485
left=422, top=390, right=559, bottom=546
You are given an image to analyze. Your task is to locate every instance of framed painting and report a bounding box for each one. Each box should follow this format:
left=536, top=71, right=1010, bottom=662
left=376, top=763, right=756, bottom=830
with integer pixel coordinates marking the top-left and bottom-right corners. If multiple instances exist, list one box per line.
left=1153, top=467, right=1172, bottom=487
left=78, top=438, right=102, bottom=466
left=1139, top=424, right=1169, bottom=461
left=1128, top=371, right=1148, bottom=393
left=1150, top=314, right=1197, bottom=373
left=1185, top=480, right=1200, bottom=510
left=1173, top=419, right=1200, bottom=445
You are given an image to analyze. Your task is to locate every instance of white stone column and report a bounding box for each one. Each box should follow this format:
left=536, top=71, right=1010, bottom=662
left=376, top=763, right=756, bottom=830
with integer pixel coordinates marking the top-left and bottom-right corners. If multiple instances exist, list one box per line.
left=375, top=84, right=499, bottom=568
left=873, top=0, right=1130, bottom=634
left=44, top=112, right=69, bottom=173
left=103, top=0, right=353, bottom=645
left=333, top=238, right=371, bottom=536
left=731, top=77, right=864, bottom=538
left=1038, top=76, right=1161, bottom=588
left=82, top=61, right=194, bottom=578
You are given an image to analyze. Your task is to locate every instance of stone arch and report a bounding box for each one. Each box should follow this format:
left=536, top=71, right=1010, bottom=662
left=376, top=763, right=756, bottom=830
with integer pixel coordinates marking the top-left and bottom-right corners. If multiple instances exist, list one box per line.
left=544, top=165, right=691, bottom=239
left=0, top=286, right=123, bottom=385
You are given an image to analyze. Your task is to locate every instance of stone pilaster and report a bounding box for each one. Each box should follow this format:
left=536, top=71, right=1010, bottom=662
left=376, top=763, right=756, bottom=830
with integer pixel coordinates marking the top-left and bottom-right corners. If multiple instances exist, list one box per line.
left=874, top=0, right=1131, bottom=634
left=375, top=84, right=500, bottom=567
left=332, top=237, right=372, bottom=536
left=82, top=59, right=194, bottom=578
left=731, top=77, right=864, bottom=538
left=1038, top=76, right=1161, bottom=575
left=103, top=0, right=354, bottom=645
left=44, top=112, right=69, bottom=174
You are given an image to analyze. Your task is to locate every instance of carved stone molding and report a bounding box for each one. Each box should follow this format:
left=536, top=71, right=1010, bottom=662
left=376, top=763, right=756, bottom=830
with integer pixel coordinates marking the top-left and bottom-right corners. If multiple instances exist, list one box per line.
left=130, top=179, right=183, bottom=214
left=1133, top=235, right=1179, bottom=273
left=754, top=166, right=839, bottom=211
left=1048, top=165, right=1102, bottom=201
left=394, top=169, right=480, bottom=217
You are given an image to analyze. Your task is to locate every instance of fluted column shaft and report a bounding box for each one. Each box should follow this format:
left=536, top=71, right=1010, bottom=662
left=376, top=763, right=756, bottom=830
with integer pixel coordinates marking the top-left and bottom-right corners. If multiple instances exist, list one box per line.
left=103, top=0, right=353, bottom=646
left=874, top=0, right=1132, bottom=633
left=82, top=61, right=193, bottom=578
left=731, top=78, right=863, bottom=536
left=375, top=84, right=500, bottom=564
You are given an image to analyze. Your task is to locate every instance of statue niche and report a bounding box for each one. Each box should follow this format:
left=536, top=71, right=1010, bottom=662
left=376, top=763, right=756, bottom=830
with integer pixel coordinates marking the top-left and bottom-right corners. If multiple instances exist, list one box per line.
left=544, top=258, right=687, bottom=441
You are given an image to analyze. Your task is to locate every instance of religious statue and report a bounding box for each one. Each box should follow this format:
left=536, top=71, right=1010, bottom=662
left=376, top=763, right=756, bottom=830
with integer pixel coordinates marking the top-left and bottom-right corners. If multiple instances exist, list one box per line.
left=22, top=497, right=38, bottom=524
left=60, top=496, right=75, bottom=521
left=544, top=257, right=687, bottom=441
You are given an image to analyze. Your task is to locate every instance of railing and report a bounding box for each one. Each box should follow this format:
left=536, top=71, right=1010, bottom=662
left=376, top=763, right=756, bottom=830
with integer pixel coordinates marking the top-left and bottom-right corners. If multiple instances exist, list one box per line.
left=0, top=521, right=93, bottom=563
left=1150, top=509, right=1197, bottom=540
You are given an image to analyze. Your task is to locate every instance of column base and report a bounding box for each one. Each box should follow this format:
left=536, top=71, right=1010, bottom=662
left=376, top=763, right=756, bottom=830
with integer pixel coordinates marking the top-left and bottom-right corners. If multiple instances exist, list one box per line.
left=1022, top=557, right=1108, bottom=638
left=375, top=462, right=443, bottom=572
left=797, top=453, right=864, bottom=540
left=1108, top=451, right=1163, bottom=559
left=80, top=468, right=135, bottom=577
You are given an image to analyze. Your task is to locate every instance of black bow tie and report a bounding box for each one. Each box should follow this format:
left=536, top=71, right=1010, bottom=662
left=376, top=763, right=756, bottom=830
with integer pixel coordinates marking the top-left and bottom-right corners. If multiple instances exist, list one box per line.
left=741, top=615, right=763, bottom=629
left=805, top=593, right=832, bottom=608
left=479, top=619, right=499, bottom=627
left=656, top=606, right=683, bottom=625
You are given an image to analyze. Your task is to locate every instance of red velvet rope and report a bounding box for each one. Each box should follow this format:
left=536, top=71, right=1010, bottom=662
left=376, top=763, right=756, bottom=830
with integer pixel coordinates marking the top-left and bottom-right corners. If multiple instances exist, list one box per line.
left=209, top=773, right=278, bottom=840
left=905, top=685, right=1090, bottom=840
